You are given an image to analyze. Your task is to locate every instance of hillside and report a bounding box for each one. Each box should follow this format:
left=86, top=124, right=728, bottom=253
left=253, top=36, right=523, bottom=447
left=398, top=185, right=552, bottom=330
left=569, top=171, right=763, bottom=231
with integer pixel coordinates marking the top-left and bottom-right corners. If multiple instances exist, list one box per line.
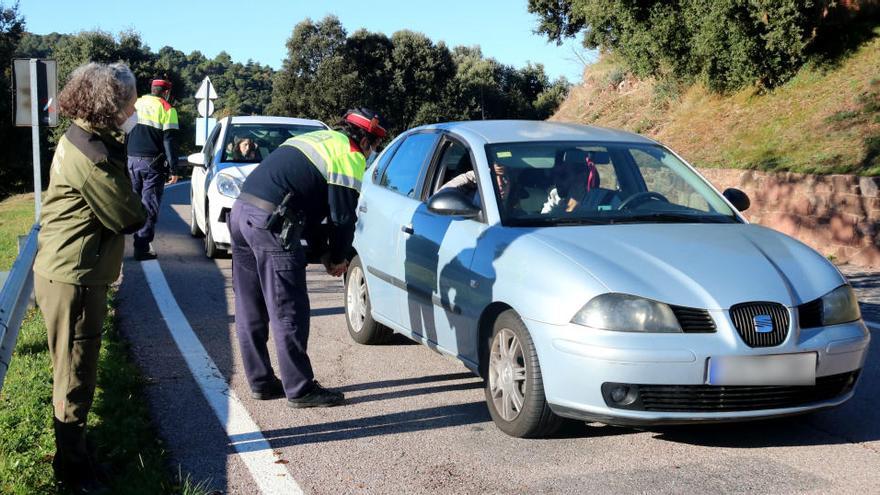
left=551, top=27, right=880, bottom=177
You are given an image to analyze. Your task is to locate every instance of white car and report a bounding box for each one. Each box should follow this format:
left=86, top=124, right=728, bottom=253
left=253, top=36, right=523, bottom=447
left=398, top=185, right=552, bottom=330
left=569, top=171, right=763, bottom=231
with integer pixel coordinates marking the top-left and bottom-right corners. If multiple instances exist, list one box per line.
left=188, top=116, right=328, bottom=257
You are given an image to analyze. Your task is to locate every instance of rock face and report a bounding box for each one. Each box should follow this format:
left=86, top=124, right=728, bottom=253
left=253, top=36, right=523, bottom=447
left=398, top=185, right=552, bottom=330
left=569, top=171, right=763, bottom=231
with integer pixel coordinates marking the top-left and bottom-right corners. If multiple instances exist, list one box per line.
left=699, top=168, right=880, bottom=268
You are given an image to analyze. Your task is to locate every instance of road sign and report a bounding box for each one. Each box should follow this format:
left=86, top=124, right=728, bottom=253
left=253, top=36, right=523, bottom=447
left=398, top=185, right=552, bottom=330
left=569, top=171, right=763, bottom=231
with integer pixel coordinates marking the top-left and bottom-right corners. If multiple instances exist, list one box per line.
left=195, top=77, right=218, bottom=100
left=13, top=59, right=58, bottom=127
left=196, top=117, right=217, bottom=146
left=197, top=99, right=215, bottom=117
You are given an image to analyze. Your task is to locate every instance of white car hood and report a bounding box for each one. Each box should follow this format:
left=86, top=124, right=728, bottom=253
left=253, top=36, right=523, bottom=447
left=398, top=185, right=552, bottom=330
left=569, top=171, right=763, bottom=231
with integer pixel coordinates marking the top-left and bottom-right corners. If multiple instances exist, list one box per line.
left=215, top=162, right=259, bottom=181
left=530, top=223, right=844, bottom=309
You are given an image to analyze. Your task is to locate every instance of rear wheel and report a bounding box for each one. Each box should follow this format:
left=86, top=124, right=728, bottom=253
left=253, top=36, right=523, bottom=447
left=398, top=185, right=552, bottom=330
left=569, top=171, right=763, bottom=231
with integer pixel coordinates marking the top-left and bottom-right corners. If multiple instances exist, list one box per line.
left=190, top=192, right=203, bottom=237
left=205, top=203, right=219, bottom=258
left=485, top=310, right=562, bottom=438
left=344, top=256, right=391, bottom=344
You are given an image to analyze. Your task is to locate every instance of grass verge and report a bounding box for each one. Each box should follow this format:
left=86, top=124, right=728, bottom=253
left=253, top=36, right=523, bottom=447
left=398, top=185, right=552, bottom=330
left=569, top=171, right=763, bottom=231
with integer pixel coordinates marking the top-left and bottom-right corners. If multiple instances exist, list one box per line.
left=0, top=195, right=208, bottom=494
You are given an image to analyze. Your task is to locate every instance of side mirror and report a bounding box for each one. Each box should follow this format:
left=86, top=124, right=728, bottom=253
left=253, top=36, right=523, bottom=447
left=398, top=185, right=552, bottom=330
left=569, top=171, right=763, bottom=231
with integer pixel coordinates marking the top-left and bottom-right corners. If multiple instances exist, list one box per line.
left=188, top=152, right=206, bottom=168
left=427, top=189, right=481, bottom=218
left=723, top=188, right=750, bottom=212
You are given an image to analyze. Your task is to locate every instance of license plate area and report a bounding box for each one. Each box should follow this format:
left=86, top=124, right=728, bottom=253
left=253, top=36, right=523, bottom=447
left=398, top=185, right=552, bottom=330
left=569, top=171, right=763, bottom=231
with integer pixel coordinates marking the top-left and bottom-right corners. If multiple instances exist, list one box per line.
left=707, top=353, right=817, bottom=386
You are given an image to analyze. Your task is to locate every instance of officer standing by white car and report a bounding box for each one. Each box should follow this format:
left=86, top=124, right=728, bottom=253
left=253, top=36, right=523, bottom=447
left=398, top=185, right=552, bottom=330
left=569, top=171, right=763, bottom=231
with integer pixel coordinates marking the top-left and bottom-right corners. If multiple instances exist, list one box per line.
left=230, top=108, right=386, bottom=407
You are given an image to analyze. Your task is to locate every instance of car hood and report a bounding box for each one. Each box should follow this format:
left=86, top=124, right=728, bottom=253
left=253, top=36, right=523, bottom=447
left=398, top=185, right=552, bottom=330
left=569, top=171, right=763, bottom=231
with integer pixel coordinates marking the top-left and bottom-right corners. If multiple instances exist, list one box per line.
left=529, top=223, right=844, bottom=309
left=215, top=162, right=259, bottom=181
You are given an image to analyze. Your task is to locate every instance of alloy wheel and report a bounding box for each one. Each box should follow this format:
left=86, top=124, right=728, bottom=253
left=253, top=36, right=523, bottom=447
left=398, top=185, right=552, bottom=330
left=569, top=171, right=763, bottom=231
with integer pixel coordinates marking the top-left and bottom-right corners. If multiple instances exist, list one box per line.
left=488, top=327, right=527, bottom=422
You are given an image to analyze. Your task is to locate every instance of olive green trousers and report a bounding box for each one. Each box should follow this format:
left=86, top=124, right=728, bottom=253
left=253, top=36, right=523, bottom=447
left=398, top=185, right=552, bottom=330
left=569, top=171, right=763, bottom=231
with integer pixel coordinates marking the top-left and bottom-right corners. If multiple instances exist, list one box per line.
left=34, top=275, right=107, bottom=427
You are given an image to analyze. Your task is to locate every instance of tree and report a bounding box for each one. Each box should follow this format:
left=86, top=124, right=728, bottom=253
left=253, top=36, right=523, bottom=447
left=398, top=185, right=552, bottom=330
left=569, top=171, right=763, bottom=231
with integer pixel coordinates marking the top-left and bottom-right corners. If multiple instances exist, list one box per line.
left=528, top=0, right=844, bottom=92
left=0, top=2, right=27, bottom=195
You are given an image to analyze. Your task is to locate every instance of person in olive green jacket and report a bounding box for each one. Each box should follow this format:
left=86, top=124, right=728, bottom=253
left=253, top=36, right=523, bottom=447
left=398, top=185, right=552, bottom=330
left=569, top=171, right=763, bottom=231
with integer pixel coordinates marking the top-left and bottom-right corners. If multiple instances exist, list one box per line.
left=33, top=62, right=146, bottom=494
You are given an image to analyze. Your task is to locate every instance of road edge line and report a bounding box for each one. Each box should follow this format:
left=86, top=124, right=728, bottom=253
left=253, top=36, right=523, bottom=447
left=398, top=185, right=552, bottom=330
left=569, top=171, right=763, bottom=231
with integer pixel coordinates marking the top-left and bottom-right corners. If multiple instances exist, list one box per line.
left=140, top=259, right=302, bottom=495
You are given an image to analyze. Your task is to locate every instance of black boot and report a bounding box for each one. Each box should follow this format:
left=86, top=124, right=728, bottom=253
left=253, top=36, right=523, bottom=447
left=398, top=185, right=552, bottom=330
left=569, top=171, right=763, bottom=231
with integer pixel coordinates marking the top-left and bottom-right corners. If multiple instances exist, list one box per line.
left=53, top=419, right=109, bottom=494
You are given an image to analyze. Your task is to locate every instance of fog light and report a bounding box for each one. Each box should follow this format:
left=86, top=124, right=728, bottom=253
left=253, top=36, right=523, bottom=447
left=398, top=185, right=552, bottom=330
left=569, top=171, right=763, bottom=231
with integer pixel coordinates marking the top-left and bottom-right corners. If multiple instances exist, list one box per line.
left=610, top=385, right=629, bottom=403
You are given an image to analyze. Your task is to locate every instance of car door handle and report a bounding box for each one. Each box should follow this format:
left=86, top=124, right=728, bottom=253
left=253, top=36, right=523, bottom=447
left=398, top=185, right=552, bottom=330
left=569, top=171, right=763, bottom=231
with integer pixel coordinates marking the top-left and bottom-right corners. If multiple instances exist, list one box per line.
left=401, top=224, right=414, bottom=235
left=358, top=204, right=368, bottom=213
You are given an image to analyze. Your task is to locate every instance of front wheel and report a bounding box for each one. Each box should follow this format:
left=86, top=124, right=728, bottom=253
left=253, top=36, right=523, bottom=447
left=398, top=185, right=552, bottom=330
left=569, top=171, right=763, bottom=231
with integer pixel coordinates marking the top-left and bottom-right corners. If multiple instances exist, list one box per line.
left=190, top=192, right=204, bottom=237
left=485, top=310, right=562, bottom=438
left=205, top=203, right=219, bottom=259
left=344, top=256, right=391, bottom=344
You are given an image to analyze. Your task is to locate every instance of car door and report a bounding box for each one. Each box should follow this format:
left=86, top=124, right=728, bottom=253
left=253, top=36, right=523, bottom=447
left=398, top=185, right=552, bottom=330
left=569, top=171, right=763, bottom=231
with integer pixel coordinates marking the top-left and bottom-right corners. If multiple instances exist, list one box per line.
left=356, top=131, right=440, bottom=328
left=191, top=122, right=223, bottom=232
left=400, top=135, right=487, bottom=362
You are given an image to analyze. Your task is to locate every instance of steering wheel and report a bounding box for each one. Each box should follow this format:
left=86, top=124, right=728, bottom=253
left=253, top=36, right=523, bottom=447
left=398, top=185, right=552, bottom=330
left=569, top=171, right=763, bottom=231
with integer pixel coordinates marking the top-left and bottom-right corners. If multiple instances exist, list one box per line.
left=617, top=191, right=670, bottom=210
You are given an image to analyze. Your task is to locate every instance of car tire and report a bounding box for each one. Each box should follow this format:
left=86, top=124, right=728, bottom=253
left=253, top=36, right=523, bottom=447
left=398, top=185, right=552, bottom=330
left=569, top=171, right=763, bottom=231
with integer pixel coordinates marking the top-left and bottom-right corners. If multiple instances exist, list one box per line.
left=485, top=310, right=562, bottom=438
left=190, top=192, right=204, bottom=238
left=205, top=203, right=219, bottom=259
left=344, top=256, right=391, bottom=344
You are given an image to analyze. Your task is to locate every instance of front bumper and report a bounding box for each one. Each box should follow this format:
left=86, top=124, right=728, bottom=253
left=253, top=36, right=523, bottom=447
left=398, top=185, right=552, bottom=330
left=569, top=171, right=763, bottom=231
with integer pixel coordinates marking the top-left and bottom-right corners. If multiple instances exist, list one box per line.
left=525, top=313, right=870, bottom=425
left=207, top=189, right=236, bottom=247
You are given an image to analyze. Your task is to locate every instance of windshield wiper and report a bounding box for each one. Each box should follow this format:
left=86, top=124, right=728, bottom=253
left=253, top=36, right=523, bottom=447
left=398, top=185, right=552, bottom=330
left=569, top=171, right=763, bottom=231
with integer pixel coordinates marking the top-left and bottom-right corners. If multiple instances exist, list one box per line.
left=611, top=213, right=736, bottom=224
left=507, top=216, right=609, bottom=227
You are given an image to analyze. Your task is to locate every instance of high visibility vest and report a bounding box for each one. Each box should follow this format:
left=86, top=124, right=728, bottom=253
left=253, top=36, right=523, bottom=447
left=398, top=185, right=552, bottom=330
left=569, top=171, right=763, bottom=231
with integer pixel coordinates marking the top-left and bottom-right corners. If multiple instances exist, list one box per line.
left=281, top=130, right=366, bottom=192
left=134, top=95, right=179, bottom=131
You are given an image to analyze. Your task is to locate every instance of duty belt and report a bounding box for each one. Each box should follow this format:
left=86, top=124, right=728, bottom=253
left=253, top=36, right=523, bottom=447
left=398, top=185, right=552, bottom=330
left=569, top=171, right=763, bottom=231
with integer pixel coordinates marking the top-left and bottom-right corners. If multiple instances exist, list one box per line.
left=238, top=192, right=276, bottom=213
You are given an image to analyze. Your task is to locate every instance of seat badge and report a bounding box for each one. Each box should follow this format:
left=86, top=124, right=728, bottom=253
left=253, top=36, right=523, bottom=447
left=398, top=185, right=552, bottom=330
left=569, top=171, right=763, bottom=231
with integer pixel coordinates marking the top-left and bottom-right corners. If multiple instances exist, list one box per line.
left=753, top=314, right=774, bottom=333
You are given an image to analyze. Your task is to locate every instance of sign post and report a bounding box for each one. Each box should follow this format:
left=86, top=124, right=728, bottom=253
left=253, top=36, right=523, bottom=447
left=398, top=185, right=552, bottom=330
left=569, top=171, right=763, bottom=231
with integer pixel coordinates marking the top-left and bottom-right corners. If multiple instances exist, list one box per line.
left=195, top=77, right=218, bottom=147
left=13, top=59, right=58, bottom=222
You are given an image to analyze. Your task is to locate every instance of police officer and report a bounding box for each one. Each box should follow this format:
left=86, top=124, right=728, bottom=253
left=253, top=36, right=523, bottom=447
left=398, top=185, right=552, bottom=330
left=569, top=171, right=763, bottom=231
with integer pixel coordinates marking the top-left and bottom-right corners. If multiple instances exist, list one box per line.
left=230, top=108, right=386, bottom=407
left=126, top=77, right=180, bottom=260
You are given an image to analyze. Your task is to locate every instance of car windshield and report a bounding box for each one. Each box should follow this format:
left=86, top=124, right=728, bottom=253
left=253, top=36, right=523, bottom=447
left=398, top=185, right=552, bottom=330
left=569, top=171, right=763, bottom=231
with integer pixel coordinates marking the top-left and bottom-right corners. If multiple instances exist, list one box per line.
left=222, top=123, right=324, bottom=163
left=484, top=141, right=739, bottom=226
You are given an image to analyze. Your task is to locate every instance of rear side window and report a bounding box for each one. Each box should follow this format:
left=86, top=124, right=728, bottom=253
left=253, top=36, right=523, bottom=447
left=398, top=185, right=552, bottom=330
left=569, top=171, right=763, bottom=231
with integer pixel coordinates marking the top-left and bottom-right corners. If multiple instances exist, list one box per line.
left=380, top=133, right=439, bottom=198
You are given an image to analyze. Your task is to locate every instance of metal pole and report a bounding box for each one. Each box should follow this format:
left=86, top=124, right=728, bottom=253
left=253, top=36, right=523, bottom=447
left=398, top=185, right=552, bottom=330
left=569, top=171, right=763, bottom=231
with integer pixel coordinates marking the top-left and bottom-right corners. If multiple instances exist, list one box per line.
left=205, top=78, right=210, bottom=145
left=29, top=59, right=41, bottom=222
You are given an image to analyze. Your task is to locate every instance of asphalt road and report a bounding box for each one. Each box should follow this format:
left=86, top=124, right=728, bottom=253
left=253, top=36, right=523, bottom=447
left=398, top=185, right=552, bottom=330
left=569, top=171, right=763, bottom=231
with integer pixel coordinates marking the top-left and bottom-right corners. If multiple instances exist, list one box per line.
left=116, top=182, right=880, bottom=494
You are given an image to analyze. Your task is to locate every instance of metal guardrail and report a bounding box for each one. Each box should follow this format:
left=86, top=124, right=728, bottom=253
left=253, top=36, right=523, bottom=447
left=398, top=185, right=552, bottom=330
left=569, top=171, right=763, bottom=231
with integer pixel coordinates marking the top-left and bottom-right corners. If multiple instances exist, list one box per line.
left=0, top=224, right=40, bottom=394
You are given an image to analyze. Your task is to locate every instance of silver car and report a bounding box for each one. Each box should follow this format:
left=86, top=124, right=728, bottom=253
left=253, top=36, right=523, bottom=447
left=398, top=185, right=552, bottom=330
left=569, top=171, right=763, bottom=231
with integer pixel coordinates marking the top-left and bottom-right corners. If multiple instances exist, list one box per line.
left=344, top=120, right=871, bottom=438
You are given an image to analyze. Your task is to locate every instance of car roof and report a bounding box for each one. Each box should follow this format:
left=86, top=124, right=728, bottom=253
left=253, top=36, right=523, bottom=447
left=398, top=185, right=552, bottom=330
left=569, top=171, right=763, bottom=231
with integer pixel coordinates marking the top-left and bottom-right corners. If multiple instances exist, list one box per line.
left=422, top=120, right=656, bottom=145
left=224, top=115, right=327, bottom=127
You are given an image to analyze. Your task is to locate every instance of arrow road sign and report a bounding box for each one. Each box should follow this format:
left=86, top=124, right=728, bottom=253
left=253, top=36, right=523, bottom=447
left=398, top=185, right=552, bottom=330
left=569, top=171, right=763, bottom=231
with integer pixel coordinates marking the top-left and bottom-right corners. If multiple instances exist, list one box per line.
left=195, top=77, right=218, bottom=100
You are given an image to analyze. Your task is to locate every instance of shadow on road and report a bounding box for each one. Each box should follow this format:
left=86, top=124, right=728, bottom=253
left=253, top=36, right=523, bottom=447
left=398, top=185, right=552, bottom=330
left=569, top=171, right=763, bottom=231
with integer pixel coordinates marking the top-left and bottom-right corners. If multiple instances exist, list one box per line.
left=231, top=401, right=491, bottom=451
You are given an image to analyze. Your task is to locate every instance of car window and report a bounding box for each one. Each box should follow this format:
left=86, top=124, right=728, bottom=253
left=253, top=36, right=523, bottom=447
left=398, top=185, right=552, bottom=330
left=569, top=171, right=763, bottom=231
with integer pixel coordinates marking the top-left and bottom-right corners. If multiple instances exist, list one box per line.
left=204, top=125, right=222, bottom=164
left=380, top=133, right=439, bottom=198
left=485, top=141, right=737, bottom=226
left=431, top=140, right=472, bottom=195
left=221, top=123, right=325, bottom=163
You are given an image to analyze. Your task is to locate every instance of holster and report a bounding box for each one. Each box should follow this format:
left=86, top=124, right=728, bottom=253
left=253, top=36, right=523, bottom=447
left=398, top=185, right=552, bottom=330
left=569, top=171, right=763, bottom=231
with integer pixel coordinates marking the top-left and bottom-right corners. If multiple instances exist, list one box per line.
left=265, top=192, right=305, bottom=251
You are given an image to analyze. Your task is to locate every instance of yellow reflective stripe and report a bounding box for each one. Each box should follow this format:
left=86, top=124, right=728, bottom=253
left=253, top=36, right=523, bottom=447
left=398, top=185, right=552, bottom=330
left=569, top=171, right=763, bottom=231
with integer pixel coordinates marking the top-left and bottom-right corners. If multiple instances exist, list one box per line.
left=135, top=96, right=178, bottom=130
left=281, top=130, right=366, bottom=192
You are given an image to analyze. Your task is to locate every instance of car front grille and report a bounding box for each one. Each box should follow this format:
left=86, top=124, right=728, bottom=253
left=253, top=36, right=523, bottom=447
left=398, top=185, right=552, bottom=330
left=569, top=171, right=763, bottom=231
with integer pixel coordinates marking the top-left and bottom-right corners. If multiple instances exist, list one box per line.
left=602, top=371, right=859, bottom=412
left=670, top=305, right=716, bottom=333
left=729, top=302, right=790, bottom=347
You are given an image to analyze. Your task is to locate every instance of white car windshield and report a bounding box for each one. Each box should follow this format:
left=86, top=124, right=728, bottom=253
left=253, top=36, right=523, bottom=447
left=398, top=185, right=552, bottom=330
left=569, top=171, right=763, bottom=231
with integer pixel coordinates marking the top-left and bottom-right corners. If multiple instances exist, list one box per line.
left=484, top=141, right=739, bottom=226
left=222, top=123, right=325, bottom=163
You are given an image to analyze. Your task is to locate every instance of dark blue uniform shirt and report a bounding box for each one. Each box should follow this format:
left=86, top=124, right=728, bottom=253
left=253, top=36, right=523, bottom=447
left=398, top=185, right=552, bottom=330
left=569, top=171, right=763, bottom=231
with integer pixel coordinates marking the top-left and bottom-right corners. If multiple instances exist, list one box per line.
left=240, top=145, right=359, bottom=264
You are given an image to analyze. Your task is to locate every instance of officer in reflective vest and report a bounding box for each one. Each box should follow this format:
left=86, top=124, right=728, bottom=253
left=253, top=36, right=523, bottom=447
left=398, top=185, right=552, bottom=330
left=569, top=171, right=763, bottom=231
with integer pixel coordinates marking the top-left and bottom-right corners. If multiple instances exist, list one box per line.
left=231, top=108, right=386, bottom=407
left=126, top=77, right=180, bottom=260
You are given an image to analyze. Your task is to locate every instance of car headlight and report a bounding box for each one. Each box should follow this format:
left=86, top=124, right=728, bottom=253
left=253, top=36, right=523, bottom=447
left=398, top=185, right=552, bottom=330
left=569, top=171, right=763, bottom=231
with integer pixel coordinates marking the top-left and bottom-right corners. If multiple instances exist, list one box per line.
left=216, top=173, right=243, bottom=199
left=571, top=293, right=682, bottom=333
left=820, top=284, right=861, bottom=326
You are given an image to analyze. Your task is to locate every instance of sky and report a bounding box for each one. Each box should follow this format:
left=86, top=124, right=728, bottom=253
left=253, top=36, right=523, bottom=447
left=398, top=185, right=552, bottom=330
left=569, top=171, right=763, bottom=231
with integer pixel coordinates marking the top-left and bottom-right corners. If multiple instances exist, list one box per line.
left=18, top=0, right=595, bottom=84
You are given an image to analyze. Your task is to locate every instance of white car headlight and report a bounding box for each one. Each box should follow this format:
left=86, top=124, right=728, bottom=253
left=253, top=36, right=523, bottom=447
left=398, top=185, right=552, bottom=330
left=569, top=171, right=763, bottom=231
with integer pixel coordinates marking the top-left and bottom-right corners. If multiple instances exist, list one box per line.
left=572, top=293, right=682, bottom=333
left=216, top=173, right=243, bottom=199
left=820, top=285, right=861, bottom=326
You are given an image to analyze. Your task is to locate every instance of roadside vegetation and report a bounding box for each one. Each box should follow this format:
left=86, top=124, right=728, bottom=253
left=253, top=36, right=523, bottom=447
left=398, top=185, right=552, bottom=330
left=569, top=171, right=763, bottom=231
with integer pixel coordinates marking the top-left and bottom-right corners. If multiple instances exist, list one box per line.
left=535, top=1, right=880, bottom=175
left=0, top=195, right=207, bottom=494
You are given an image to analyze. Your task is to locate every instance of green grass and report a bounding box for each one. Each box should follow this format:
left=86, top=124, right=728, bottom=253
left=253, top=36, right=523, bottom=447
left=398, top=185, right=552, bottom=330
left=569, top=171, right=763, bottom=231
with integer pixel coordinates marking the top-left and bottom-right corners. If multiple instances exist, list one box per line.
left=0, top=194, right=37, bottom=271
left=0, top=193, right=210, bottom=494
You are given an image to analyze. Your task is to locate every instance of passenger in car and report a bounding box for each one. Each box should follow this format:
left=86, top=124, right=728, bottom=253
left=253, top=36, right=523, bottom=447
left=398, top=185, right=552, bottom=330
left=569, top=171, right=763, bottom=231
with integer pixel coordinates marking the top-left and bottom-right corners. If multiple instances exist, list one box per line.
left=541, top=149, right=600, bottom=214
left=439, top=163, right=514, bottom=207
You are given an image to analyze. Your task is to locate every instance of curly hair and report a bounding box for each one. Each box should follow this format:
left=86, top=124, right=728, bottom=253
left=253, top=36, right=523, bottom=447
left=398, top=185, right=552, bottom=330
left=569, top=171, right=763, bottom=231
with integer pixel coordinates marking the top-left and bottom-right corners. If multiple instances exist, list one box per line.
left=57, top=62, right=137, bottom=130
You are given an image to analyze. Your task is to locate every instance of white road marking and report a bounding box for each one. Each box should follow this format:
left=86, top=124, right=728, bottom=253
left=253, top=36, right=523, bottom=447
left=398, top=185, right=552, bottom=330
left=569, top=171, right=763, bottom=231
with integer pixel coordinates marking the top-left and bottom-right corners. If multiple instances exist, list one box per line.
left=140, top=260, right=302, bottom=495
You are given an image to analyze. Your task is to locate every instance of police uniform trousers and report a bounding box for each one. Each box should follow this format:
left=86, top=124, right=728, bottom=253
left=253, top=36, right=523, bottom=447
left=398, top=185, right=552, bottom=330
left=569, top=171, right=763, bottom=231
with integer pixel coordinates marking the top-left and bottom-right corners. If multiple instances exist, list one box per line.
left=127, top=155, right=167, bottom=252
left=229, top=200, right=315, bottom=398
left=34, top=275, right=107, bottom=466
